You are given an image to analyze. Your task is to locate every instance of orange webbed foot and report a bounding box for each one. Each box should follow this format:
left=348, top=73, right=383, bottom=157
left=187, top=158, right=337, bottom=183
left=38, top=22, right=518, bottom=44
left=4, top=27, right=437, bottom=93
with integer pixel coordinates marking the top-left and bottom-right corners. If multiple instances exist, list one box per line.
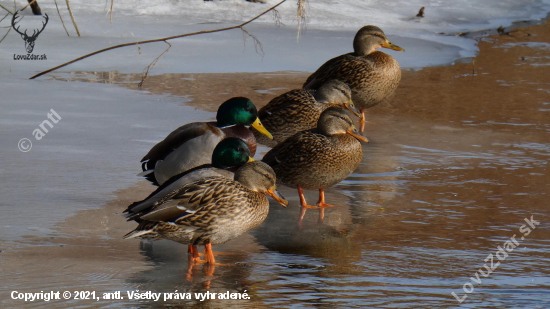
left=359, top=110, right=366, bottom=133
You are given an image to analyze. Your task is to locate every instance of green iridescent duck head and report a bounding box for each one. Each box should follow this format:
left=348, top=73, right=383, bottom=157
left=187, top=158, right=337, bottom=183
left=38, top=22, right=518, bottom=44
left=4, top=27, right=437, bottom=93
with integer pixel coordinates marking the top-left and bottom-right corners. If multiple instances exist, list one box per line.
left=353, top=25, right=404, bottom=56
left=216, top=97, right=273, bottom=139
left=211, top=138, right=254, bottom=169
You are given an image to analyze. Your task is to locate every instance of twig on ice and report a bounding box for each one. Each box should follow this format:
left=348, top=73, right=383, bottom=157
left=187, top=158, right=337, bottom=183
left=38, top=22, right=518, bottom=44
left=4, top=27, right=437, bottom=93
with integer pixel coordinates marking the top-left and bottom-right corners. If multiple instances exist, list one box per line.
left=65, top=0, right=81, bottom=37
left=110, top=0, right=114, bottom=23
left=240, top=26, right=264, bottom=56
left=138, top=40, right=172, bottom=89
left=0, top=4, right=13, bottom=15
left=0, top=26, right=11, bottom=44
left=296, top=0, right=307, bottom=41
left=54, top=0, right=70, bottom=36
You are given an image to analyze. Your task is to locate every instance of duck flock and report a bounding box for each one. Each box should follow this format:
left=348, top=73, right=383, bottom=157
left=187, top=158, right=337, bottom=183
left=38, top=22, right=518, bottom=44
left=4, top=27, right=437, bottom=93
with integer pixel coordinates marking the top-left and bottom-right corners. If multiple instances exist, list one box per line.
left=124, top=25, right=404, bottom=265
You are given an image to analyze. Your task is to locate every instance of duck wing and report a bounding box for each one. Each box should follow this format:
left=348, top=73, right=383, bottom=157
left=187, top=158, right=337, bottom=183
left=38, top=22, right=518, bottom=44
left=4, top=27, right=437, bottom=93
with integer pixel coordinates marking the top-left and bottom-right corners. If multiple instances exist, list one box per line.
left=303, top=53, right=374, bottom=90
left=137, top=177, right=247, bottom=225
left=125, top=165, right=233, bottom=221
left=262, top=129, right=325, bottom=168
left=140, top=122, right=217, bottom=172
left=259, top=89, right=315, bottom=117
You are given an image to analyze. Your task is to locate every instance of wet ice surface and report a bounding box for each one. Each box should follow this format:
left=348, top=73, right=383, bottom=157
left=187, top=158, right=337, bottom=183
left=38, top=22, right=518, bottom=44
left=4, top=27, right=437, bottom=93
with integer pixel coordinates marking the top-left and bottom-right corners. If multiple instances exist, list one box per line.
left=0, top=79, right=201, bottom=239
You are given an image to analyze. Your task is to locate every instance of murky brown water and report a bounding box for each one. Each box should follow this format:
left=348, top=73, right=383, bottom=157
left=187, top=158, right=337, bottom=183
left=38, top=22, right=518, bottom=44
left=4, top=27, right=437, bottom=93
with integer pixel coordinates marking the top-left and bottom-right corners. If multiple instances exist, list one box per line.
left=2, top=21, right=550, bottom=308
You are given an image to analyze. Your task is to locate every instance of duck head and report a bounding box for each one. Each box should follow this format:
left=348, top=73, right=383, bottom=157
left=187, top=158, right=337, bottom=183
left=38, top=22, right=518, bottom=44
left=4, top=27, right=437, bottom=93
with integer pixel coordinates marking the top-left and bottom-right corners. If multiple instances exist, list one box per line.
left=216, top=97, right=273, bottom=139
left=315, top=80, right=361, bottom=118
left=234, top=161, right=288, bottom=207
left=317, top=107, right=369, bottom=143
left=353, top=25, right=404, bottom=56
left=212, top=138, right=254, bottom=169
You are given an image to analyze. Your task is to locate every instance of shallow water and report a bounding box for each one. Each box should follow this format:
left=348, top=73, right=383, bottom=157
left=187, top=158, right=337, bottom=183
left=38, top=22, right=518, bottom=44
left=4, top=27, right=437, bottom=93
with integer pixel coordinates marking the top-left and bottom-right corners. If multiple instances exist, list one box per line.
left=2, top=18, right=550, bottom=309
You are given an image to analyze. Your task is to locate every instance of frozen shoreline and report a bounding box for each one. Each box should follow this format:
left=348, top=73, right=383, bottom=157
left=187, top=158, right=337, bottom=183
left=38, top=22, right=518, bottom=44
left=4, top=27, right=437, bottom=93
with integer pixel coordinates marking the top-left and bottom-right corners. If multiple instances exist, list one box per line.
left=1, top=1, right=549, bottom=76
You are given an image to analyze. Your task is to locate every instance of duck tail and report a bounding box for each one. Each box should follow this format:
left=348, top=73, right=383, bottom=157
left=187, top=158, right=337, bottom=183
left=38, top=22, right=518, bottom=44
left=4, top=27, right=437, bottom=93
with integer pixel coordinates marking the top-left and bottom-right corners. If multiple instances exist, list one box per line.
left=137, top=169, right=159, bottom=186
left=137, top=169, right=153, bottom=177
left=123, top=224, right=155, bottom=239
left=140, top=160, right=150, bottom=172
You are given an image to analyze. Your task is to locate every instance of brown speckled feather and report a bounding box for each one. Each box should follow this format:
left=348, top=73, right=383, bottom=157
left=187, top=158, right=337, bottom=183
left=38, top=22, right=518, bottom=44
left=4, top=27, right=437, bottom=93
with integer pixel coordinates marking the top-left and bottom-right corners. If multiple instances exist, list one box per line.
left=304, top=51, right=401, bottom=110
left=253, top=89, right=339, bottom=147
left=125, top=176, right=269, bottom=245
left=263, top=130, right=363, bottom=189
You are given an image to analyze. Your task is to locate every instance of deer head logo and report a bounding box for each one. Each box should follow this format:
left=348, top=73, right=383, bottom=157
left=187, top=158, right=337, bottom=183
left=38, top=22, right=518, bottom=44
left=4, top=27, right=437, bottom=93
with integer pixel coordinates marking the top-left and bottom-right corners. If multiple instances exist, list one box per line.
left=11, top=11, right=48, bottom=54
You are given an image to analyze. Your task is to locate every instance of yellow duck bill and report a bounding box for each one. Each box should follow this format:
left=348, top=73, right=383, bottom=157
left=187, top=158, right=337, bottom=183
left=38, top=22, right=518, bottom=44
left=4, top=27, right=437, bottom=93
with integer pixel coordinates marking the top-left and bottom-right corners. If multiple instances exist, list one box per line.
left=266, top=188, right=288, bottom=207
left=346, top=129, right=369, bottom=143
left=251, top=118, right=274, bottom=140
left=346, top=101, right=362, bottom=118
left=381, top=40, right=405, bottom=52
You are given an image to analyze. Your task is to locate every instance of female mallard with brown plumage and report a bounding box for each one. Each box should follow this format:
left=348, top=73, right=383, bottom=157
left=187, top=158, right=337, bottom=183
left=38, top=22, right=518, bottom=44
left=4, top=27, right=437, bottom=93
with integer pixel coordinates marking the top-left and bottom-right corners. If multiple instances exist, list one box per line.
left=303, top=25, right=404, bottom=132
left=262, top=107, right=368, bottom=222
left=252, top=79, right=361, bottom=147
left=124, top=161, right=288, bottom=264
left=139, top=97, right=273, bottom=186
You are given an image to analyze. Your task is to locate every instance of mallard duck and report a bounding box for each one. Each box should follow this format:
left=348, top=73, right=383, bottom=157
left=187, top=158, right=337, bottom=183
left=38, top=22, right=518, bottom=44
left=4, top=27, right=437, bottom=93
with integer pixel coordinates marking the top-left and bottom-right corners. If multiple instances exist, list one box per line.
left=127, top=137, right=254, bottom=222
left=140, top=97, right=273, bottom=186
left=252, top=80, right=362, bottom=147
left=262, top=107, right=368, bottom=222
left=124, top=161, right=288, bottom=264
left=303, top=25, right=404, bottom=132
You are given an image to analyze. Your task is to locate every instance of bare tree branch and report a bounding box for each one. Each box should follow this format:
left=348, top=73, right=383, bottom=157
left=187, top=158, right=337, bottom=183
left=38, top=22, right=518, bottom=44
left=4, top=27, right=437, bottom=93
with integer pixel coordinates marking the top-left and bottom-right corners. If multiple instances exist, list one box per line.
left=271, top=8, right=284, bottom=27
left=240, top=26, right=264, bottom=56
left=23, top=0, right=41, bottom=15
left=138, top=40, right=171, bottom=89
left=22, top=0, right=37, bottom=11
left=30, top=0, right=288, bottom=80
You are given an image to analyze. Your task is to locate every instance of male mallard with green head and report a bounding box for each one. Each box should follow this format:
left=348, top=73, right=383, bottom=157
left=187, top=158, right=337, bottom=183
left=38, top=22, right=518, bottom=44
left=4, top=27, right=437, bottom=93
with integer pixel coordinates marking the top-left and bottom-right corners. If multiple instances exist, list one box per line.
left=127, top=137, right=255, bottom=223
left=303, top=25, right=404, bottom=132
left=262, top=107, right=368, bottom=222
left=140, top=97, right=273, bottom=185
left=124, top=161, right=288, bottom=264
left=252, top=79, right=361, bottom=147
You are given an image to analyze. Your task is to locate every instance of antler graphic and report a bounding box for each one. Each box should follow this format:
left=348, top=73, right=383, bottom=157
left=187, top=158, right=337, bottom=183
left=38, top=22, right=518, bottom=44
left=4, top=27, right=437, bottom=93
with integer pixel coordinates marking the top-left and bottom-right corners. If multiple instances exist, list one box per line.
left=11, top=11, right=49, bottom=53
left=11, top=11, right=26, bottom=38
left=34, top=13, right=49, bottom=38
